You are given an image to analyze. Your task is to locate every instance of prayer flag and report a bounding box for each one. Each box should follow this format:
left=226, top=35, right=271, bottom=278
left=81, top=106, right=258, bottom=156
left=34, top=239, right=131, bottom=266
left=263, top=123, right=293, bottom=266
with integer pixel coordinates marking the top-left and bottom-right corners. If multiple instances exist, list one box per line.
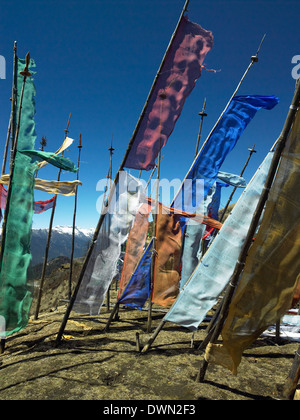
left=164, top=151, right=274, bottom=330
left=118, top=239, right=153, bottom=310
left=124, top=16, right=213, bottom=171
left=20, top=150, right=77, bottom=173
left=152, top=208, right=182, bottom=307
left=117, top=203, right=151, bottom=299
left=0, top=56, right=37, bottom=336
left=0, top=175, right=81, bottom=196
left=0, top=184, right=56, bottom=214
left=74, top=173, right=145, bottom=315
left=212, top=108, right=300, bottom=374
left=172, top=95, right=279, bottom=214
left=33, top=195, right=56, bottom=214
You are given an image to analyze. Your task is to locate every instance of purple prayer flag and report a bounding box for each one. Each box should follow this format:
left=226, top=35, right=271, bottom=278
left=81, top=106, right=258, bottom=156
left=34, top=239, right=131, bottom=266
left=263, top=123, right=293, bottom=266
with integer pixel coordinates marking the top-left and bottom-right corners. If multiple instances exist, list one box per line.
left=124, top=16, right=213, bottom=171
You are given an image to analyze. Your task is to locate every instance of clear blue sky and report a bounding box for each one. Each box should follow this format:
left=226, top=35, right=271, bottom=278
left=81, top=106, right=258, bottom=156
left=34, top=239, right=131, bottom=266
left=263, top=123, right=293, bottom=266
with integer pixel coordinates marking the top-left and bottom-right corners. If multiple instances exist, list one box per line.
left=0, top=0, right=299, bottom=229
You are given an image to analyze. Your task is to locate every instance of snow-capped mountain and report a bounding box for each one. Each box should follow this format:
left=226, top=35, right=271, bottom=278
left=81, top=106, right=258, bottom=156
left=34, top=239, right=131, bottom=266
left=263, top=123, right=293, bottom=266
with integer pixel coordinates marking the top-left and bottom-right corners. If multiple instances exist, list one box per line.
left=30, top=225, right=94, bottom=266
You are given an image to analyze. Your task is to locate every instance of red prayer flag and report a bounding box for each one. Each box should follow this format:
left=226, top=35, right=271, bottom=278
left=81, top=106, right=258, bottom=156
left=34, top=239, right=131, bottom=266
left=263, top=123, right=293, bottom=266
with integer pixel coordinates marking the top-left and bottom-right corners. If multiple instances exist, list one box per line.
left=124, top=16, right=213, bottom=171
left=0, top=184, right=56, bottom=215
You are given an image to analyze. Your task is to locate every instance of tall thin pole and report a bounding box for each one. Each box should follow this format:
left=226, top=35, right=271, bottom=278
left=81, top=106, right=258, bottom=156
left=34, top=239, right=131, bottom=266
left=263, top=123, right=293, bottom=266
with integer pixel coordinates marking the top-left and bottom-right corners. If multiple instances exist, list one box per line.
left=106, top=135, right=115, bottom=311
left=219, top=144, right=257, bottom=223
left=147, top=141, right=162, bottom=333
left=34, top=113, right=71, bottom=320
left=197, top=78, right=300, bottom=383
left=108, top=135, right=114, bottom=191
left=55, top=0, right=190, bottom=345
left=1, top=119, right=11, bottom=177
left=194, top=98, right=207, bottom=159
left=2, top=41, right=17, bottom=177
left=68, top=133, right=82, bottom=299
left=9, top=41, right=18, bottom=166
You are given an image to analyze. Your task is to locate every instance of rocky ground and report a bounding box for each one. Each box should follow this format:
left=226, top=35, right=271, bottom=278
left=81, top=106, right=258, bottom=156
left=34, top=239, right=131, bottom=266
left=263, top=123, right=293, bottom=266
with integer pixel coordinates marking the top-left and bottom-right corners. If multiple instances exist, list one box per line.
left=0, top=285, right=299, bottom=401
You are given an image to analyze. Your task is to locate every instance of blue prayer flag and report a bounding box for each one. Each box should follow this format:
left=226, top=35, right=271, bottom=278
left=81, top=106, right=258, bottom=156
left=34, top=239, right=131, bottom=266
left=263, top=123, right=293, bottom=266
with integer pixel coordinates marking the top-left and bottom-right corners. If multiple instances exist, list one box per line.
left=118, top=239, right=153, bottom=310
left=173, top=95, right=279, bottom=213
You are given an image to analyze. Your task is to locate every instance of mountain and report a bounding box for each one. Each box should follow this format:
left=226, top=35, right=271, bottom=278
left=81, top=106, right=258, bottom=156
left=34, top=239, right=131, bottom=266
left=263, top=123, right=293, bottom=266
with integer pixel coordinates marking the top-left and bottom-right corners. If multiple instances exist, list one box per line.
left=29, top=225, right=94, bottom=267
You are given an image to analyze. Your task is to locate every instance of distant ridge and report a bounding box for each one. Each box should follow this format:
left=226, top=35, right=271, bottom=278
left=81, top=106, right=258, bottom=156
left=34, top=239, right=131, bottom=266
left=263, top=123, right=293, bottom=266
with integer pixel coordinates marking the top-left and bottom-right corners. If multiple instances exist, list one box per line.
left=29, top=225, right=94, bottom=266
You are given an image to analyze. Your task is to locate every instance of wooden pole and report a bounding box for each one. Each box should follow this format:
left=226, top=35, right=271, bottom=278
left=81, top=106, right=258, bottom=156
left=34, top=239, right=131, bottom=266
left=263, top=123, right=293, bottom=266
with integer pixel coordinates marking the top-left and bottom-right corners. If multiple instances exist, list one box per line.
left=9, top=41, right=18, bottom=165
left=106, top=135, right=115, bottom=312
left=196, top=78, right=300, bottom=383
left=1, top=119, right=12, bottom=177
left=283, top=345, right=300, bottom=400
left=55, top=0, right=190, bottom=345
left=194, top=98, right=207, bottom=159
left=2, top=41, right=17, bottom=176
left=34, top=113, right=71, bottom=319
left=1, top=42, right=17, bottom=223
left=68, top=133, right=82, bottom=299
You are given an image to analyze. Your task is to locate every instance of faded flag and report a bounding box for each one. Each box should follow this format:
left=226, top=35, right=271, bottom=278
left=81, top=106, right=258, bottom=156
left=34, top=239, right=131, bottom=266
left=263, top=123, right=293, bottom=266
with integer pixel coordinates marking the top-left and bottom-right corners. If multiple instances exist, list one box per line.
left=0, top=56, right=37, bottom=336
left=74, top=173, right=146, bottom=316
left=118, top=239, right=153, bottom=310
left=124, top=15, right=213, bottom=171
left=164, top=151, right=274, bottom=330
left=211, top=108, right=300, bottom=374
left=0, top=184, right=56, bottom=215
left=172, top=95, right=279, bottom=214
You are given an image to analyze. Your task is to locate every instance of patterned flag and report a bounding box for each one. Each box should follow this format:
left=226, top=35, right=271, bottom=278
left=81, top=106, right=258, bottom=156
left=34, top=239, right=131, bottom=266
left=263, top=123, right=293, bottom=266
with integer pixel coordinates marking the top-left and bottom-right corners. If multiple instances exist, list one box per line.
left=124, top=16, right=213, bottom=170
left=0, top=57, right=37, bottom=336
left=211, top=108, right=300, bottom=374
left=172, top=95, right=279, bottom=214
left=0, top=184, right=56, bottom=215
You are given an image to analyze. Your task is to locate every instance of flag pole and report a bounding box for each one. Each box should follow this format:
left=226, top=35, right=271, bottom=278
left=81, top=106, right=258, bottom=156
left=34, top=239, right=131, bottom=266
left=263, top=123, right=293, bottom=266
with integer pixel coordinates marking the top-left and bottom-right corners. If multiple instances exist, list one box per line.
left=194, top=98, right=207, bottom=159
left=1, top=42, right=17, bottom=179
left=55, top=0, right=190, bottom=345
left=141, top=37, right=266, bottom=354
left=68, top=133, right=82, bottom=300
left=9, top=41, right=18, bottom=165
left=34, top=113, right=71, bottom=320
left=196, top=78, right=300, bottom=383
left=106, top=135, right=115, bottom=312
left=147, top=138, right=162, bottom=333
left=1, top=120, right=12, bottom=177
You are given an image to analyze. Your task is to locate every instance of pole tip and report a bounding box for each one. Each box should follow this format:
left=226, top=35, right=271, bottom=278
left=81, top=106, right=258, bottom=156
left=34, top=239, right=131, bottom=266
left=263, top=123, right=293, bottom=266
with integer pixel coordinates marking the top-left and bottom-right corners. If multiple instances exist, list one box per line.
left=20, top=52, right=31, bottom=77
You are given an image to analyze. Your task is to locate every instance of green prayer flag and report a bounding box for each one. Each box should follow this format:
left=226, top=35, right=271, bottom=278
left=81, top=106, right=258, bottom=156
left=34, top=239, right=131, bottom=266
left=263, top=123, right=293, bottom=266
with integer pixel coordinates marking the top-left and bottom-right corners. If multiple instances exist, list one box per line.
left=0, top=57, right=37, bottom=336
left=20, top=149, right=78, bottom=173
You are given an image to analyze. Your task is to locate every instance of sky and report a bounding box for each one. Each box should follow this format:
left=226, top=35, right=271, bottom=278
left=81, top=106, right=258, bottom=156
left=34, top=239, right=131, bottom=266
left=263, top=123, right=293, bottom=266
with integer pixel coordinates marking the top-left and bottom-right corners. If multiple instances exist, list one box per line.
left=0, top=0, right=299, bottom=229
